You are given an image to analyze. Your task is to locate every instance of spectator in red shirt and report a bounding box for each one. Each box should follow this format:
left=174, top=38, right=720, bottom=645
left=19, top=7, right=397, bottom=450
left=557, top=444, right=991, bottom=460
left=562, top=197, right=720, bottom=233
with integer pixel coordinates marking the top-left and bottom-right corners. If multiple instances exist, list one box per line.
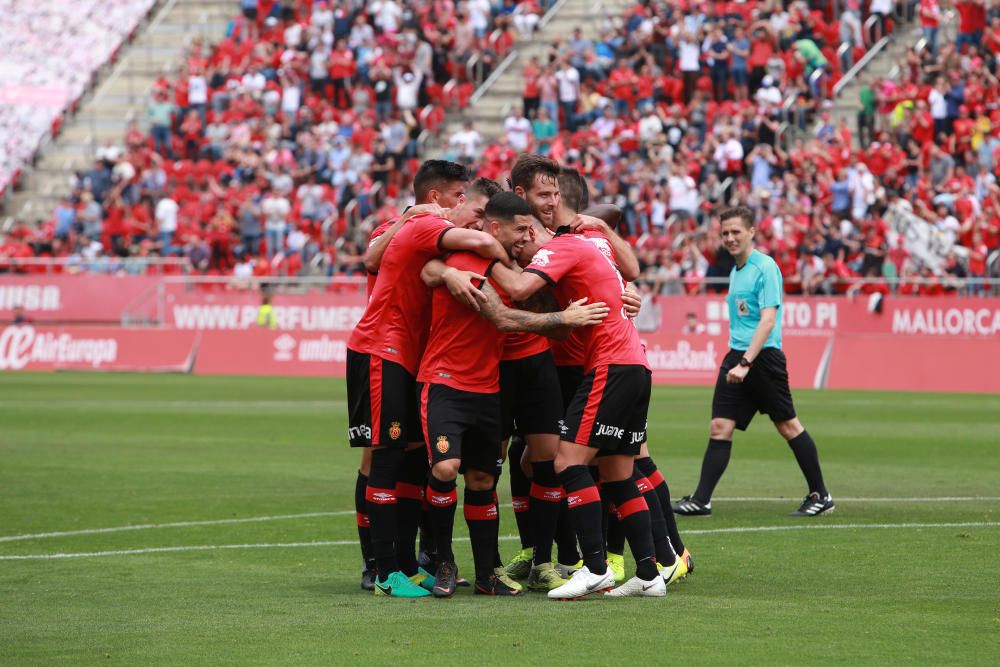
left=955, top=0, right=987, bottom=53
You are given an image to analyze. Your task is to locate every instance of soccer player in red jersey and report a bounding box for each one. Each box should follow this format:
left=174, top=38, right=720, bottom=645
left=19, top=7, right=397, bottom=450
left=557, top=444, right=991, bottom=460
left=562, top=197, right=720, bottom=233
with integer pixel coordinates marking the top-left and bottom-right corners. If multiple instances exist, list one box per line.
left=523, top=166, right=692, bottom=588
left=351, top=162, right=488, bottom=591
left=347, top=163, right=510, bottom=599
left=417, top=192, right=610, bottom=597
left=492, top=195, right=665, bottom=600
left=503, top=157, right=642, bottom=579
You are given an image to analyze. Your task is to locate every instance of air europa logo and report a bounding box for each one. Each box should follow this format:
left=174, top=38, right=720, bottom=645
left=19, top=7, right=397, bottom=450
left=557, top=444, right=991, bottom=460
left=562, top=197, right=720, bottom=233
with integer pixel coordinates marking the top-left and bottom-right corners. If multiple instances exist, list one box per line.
left=0, top=326, right=117, bottom=370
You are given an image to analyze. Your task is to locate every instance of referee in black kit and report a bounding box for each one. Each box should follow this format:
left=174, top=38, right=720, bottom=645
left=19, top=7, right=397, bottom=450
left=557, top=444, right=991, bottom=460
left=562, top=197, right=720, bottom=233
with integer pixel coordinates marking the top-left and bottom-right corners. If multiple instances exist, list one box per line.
left=674, top=207, right=834, bottom=518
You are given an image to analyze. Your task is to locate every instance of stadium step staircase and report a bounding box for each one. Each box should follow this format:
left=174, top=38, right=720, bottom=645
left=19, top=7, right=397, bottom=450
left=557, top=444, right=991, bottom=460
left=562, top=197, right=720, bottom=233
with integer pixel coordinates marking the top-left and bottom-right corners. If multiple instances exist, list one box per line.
left=5, top=0, right=235, bottom=222
left=442, top=0, right=631, bottom=145
left=819, top=10, right=956, bottom=147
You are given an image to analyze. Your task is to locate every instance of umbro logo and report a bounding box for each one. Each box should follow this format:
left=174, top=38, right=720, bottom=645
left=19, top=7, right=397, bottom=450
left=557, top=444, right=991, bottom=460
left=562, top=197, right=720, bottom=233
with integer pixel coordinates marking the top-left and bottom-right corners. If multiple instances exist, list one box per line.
left=542, top=490, right=562, bottom=500
left=430, top=495, right=454, bottom=505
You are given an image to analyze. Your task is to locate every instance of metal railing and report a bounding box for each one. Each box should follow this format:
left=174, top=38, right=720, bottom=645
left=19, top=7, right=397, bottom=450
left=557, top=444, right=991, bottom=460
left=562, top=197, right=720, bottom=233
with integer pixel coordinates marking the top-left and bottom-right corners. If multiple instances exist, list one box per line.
left=0, top=256, right=192, bottom=275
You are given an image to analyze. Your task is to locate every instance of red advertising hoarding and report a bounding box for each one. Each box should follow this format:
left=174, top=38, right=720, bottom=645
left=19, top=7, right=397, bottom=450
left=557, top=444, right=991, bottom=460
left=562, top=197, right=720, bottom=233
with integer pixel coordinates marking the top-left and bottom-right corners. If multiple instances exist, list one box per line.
left=0, top=275, right=162, bottom=323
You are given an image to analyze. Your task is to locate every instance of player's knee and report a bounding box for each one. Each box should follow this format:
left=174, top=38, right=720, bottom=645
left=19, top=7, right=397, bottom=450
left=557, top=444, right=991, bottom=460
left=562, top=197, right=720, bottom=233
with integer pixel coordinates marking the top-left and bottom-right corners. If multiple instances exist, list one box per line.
left=775, top=418, right=804, bottom=441
left=431, top=459, right=460, bottom=482
left=464, top=469, right=495, bottom=490
left=709, top=418, right=735, bottom=440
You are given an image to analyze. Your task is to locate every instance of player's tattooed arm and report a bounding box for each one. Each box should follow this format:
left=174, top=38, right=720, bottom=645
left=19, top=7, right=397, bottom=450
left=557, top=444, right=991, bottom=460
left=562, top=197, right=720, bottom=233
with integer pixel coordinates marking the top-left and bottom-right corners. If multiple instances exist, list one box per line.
left=478, top=282, right=609, bottom=337
left=363, top=203, right=445, bottom=273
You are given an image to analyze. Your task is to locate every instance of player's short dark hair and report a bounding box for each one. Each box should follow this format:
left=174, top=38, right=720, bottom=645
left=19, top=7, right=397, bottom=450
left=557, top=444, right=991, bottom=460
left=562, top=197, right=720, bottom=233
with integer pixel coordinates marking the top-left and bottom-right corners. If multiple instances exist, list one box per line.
left=467, top=177, right=502, bottom=200
left=557, top=167, right=590, bottom=213
left=485, top=191, right=534, bottom=222
left=413, top=160, right=469, bottom=201
left=509, top=154, right=560, bottom=192
left=720, top=206, right=755, bottom=229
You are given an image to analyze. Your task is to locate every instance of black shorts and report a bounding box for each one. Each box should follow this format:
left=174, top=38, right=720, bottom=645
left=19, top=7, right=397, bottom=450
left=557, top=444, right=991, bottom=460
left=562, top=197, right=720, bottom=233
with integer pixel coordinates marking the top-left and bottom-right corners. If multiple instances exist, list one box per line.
left=712, top=348, right=797, bottom=431
left=561, top=364, right=651, bottom=456
left=346, top=349, right=420, bottom=448
left=242, top=7, right=258, bottom=21
left=499, top=351, right=563, bottom=439
left=421, top=383, right=503, bottom=474
left=556, top=364, right=585, bottom=413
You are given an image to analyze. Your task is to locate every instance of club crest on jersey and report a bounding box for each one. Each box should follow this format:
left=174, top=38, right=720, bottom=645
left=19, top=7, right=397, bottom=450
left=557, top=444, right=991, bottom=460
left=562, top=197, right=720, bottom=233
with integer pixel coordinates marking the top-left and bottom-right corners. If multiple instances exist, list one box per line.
left=530, top=249, right=554, bottom=267
left=389, top=422, right=402, bottom=440
left=736, top=299, right=750, bottom=316
left=436, top=435, right=450, bottom=454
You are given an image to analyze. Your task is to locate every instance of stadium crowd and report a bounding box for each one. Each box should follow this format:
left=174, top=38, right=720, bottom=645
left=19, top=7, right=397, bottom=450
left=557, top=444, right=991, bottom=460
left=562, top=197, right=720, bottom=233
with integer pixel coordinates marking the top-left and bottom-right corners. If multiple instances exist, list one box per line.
left=0, top=0, right=998, bottom=296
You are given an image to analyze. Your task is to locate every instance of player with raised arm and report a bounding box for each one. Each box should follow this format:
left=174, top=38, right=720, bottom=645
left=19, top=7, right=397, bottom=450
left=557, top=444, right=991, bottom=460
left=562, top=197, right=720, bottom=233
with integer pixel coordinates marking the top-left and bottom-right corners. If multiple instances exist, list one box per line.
left=417, top=192, right=609, bottom=597
left=673, top=206, right=834, bottom=518
left=347, top=163, right=510, bottom=599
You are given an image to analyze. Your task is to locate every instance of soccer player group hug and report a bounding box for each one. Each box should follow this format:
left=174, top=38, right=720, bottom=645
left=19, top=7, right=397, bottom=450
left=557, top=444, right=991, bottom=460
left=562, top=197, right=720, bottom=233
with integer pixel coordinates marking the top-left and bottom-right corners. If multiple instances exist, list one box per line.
left=346, top=154, right=833, bottom=600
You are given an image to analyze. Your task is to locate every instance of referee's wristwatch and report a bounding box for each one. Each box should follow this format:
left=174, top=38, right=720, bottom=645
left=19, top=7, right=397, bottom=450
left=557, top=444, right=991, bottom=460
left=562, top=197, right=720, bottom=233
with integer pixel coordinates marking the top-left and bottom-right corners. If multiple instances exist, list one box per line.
left=738, top=357, right=753, bottom=368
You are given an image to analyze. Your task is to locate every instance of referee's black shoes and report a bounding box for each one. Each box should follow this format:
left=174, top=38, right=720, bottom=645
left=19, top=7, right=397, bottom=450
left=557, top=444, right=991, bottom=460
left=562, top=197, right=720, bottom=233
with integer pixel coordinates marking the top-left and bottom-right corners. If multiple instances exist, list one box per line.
left=674, top=496, right=712, bottom=516
left=789, top=492, right=836, bottom=517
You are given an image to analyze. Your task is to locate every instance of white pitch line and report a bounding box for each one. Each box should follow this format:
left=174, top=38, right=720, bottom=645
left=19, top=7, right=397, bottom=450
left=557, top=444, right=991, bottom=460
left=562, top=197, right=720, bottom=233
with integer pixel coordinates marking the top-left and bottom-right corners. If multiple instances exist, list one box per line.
left=712, top=496, right=1000, bottom=502
left=0, top=511, right=355, bottom=543
left=2, top=497, right=998, bottom=544
left=1, top=522, right=997, bottom=561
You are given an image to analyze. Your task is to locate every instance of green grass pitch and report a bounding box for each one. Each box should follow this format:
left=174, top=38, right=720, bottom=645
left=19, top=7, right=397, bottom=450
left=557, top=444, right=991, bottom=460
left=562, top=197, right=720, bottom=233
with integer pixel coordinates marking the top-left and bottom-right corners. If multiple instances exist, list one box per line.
left=1, top=373, right=998, bottom=665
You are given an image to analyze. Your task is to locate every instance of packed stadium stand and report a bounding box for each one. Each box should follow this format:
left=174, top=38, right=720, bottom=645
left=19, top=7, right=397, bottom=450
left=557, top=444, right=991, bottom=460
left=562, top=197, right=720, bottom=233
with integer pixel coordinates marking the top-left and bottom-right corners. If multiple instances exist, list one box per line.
left=0, top=0, right=997, bottom=295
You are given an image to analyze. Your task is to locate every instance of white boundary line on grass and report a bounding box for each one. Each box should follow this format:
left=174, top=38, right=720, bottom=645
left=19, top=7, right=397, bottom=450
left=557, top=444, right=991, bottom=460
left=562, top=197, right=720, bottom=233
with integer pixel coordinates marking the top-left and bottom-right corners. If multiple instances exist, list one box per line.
left=1, top=522, right=997, bottom=561
left=0, top=511, right=355, bottom=543
left=2, top=497, right=999, bottom=544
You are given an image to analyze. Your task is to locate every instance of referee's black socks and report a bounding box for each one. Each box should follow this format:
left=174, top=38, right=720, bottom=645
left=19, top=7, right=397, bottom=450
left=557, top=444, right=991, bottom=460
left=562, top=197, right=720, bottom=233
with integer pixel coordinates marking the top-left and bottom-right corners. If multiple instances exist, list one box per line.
left=787, top=430, right=828, bottom=497
left=559, top=465, right=607, bottom=575
left=693, top=439, right=733, bottom=505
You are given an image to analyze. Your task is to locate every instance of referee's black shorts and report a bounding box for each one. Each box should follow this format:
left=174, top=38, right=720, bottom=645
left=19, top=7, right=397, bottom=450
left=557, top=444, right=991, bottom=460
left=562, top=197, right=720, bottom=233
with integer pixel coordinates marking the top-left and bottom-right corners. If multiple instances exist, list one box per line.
left=711, top=348, right=797, bottom=431
left=499, top=350, right=563, bottom=439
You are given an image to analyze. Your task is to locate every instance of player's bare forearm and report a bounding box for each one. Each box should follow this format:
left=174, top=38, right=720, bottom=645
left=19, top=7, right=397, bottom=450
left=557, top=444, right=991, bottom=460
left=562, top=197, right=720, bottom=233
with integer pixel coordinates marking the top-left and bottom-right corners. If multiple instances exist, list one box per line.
left=362, top=216, right=408, bottom=273
left=490, top=262, right=546, bottom=302
left=420, top=258, right=448, bottom=287
left=604, top=229, right=640, bottom=282
left=743, top=307, right=777, bottom=363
